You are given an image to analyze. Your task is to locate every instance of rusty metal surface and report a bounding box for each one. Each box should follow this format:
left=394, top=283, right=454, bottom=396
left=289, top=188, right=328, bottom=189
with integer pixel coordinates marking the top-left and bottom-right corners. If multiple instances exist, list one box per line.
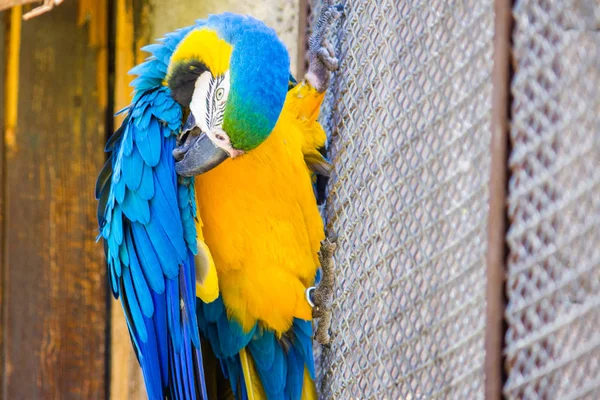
left=309, top=0, right=495, bottom=398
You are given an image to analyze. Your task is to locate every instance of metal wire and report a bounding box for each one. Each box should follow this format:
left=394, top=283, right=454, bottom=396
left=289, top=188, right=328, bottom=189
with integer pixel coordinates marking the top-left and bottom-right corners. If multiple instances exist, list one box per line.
left=308, top=0, right=495, bottom=398
left=504, top=1, right=600, bottom=399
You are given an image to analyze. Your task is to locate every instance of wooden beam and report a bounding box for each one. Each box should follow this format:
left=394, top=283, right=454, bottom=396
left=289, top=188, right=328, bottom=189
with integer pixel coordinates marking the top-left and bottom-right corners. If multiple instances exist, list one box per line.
left=485, top=0, right=513, bottom=398
left=1, top=2, right=108, bottom=398
left=0, top=9, right=10, bottom=399
left=1, top=7, right=20, bottom=399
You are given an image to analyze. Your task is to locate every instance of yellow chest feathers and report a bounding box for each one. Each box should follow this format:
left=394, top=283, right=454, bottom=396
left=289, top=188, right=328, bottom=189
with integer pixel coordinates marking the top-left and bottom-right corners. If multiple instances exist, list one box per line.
left=194, top=107, right=325, bottom=333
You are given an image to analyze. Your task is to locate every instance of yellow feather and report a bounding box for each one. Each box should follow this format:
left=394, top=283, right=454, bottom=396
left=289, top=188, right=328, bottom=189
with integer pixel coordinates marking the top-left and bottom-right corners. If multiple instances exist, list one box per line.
left=301, top=367, right=318, bottom=400
left=194, top=84, right=327, bottom=334
left=195, top=212, right=219, bottom=303
left=240, top=349, right=317, bottom=400
left=240, top=348, right=267, bottom=400
left=167, top=28, right=233, bottom=78
left=195, top=240, right=219, bottom=303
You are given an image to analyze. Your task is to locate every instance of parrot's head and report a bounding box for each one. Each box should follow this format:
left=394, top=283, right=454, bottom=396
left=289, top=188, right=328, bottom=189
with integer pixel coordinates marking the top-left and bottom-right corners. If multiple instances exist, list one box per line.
left=167, top=14, right=290, bottom=177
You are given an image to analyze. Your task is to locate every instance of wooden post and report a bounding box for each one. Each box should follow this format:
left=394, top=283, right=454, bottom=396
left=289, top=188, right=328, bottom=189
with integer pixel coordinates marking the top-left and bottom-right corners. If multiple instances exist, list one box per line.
left=1, top=2, right=108, bottom=398
left=485, top=0, right=512, bottom=398
left=0, top=9, right=8, bottom=397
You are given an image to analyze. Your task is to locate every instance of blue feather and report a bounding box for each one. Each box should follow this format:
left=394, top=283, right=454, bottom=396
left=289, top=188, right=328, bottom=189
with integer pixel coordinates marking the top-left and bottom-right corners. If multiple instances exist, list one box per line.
left=109, top=259, right=120, bottom=296
left=129, top=62, right=165, bottom=80
left=136, top=119, right=162, bottom=166
left=166, top=278, right=182, bottom=350
left=129, top=236, right=154, bottom=318
left=151, top=291, right=169, bottom=385
left=111, top=206, right=123, bottom=245
left=119, top=240, right=129, bottom=266
left=122, top=146, right=144, bottom=190
left=194, top=346, right=209, bottom=400
left=121, top=190, right=150, bottom=224
left=137, top=163, right=155, bottom=200
left=133, top=220, right=179, bottom=279
left=179, top=334, right=196, bottom=400
left=127, top=225, right=164, bottom=294
left=180, top=259, right=200, bottom=348
left=169, top=341, right=185, bottom=400
left=285, top=347, right=303, bottom=400
left=122, top=124, right=134, bottom=156
left=137, top=315, right=164, bottom=400
left=293, top=320, right=315, bottom=378
left=114, top=180, right=126, bottom=204
left=150, top=179, right=187, bottom=260
left=123, top=268, right=148, bottom=342
left=248, top=331, right=275, bottom=371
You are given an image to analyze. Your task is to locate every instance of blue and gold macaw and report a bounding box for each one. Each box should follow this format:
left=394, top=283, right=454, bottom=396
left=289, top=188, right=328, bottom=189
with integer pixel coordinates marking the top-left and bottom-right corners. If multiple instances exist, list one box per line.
left=97, top=5, right=341, bottom=399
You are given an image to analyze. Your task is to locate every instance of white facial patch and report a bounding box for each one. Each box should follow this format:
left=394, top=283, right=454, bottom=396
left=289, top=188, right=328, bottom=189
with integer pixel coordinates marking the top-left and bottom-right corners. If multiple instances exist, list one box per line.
left=189, top=71, right=231, bottom=135
left=189, top=71, right=241, bottom=157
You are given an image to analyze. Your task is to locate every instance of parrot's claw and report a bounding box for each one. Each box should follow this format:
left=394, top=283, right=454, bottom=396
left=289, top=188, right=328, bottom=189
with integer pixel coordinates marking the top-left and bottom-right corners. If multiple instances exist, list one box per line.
left=317, top=44, right=339, bottom=71
left=306, top=3, right=344, bottom=93
left=309, top=236, right=337, bottom=346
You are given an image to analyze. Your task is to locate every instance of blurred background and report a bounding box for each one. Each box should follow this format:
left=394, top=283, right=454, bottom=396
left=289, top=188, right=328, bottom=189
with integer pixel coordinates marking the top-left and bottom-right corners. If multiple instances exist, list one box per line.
left=0, top=0, right=598, bottom=399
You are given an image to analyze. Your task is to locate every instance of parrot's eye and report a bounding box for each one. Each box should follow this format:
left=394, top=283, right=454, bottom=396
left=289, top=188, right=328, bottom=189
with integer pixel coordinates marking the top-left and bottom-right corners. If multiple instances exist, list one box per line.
left=189, top=70, right=231, bottom=137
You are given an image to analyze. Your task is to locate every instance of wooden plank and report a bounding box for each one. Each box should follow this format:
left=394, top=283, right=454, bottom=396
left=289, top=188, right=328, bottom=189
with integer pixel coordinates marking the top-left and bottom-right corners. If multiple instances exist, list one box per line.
left=2, top=2, right=108, bottom=398
left=0, top=9, right=8, bottom=398
left=485, top=0, right=513, bottom=398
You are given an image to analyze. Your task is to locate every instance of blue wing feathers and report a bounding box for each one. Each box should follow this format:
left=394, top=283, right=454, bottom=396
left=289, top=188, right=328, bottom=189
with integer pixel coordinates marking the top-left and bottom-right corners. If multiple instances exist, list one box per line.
left=137, top=163, right=155, bottom=200
left=122, top=268, right=148, bottom=342
left=128, top=238, right=154, bottom=318
left=151, top=291, right=170, bottom=385
left=96, top=23, right=207, bottom=399
left=122, top=146, right=143, bottom=190
left=285, top=348, right=303, bottom=400
left=127, top=224, right=164, bottom=294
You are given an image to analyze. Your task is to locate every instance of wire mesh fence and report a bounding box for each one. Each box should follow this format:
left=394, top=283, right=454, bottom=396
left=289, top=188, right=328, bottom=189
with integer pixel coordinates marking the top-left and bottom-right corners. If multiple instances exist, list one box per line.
left=504, top=1, right=600, bottom=399
left=309, top=0, right=495, bottom=398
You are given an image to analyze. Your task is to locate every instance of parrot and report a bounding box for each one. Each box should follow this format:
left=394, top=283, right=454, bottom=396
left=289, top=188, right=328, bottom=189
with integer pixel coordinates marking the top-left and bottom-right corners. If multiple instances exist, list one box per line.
left=96, top=4, right=341, bottom=400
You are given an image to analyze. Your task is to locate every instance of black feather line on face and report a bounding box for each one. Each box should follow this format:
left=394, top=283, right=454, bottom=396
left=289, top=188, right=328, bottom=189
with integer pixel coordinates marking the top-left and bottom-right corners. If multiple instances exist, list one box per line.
left=167, top=60, right=209, bottom=106
left=205, top=74, right=226, bottom=129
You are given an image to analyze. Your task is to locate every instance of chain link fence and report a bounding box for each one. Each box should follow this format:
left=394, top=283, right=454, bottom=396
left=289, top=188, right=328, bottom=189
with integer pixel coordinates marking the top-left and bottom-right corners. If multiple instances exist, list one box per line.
left=309, top=0, right=495, bottom=398
left=504, top=1, right=600, bottom=399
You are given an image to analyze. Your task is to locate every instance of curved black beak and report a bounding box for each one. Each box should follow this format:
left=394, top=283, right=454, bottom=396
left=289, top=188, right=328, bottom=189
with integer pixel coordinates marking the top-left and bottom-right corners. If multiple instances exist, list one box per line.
left=174, top=132, right=229, bottom=177
left=174, top=113, right=229, bottom=177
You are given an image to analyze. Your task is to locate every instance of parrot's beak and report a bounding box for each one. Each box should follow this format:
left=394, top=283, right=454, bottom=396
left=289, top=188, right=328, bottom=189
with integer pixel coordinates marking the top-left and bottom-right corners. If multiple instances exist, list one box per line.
left=173, top=114, right=229, bottom=177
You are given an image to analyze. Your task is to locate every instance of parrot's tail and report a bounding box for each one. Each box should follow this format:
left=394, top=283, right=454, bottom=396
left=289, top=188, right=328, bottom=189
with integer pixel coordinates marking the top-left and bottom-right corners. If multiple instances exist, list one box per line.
left=197, top=297, right=317, bottom=400
left=166, top=327, right=208, bottom=400
left=237, top=319, right=317, bottom=400
left=240, top=348, right=317, bottom=400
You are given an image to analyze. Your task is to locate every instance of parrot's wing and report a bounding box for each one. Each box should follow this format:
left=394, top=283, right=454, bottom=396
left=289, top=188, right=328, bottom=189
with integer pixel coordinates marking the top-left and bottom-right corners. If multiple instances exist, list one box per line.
left=96, top=26, right=208, bottom=400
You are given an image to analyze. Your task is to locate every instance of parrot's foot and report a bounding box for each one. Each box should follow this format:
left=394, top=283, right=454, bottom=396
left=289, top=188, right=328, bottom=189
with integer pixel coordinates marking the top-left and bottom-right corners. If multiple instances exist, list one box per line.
left=306, top=236, right=337, bottom=345
left=306, top=3, right=344, bottom=93
left=23, top=0, right=64, bottom=20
